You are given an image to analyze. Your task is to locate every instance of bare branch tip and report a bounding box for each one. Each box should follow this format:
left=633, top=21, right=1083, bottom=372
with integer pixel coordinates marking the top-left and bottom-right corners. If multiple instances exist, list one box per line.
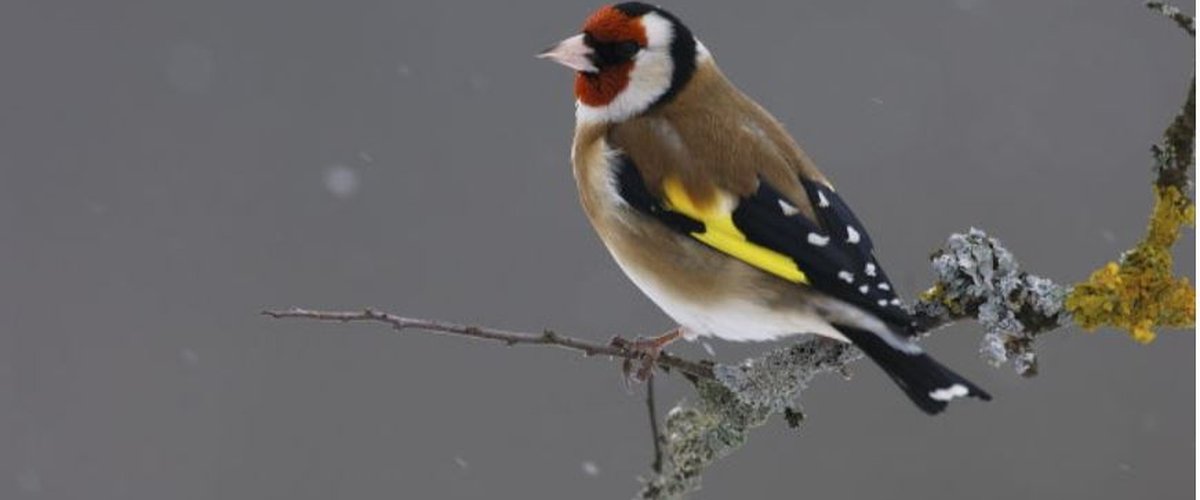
left=1145, top=1, right=1196, bottom=36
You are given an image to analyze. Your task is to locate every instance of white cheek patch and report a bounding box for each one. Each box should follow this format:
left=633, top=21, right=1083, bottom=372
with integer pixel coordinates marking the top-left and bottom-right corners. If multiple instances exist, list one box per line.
left=640, top=11, right=674, bottom=48
left=576, top=12, right=677, bottom=125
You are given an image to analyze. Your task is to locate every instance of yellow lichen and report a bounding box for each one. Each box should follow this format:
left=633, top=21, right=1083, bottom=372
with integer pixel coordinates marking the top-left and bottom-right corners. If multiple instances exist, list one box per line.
left=1066, top=185, right=1196, bottom=343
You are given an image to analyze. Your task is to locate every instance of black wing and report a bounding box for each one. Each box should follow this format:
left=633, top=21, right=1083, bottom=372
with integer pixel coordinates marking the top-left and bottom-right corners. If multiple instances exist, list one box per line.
left=615, top=154, right=917, bottom=334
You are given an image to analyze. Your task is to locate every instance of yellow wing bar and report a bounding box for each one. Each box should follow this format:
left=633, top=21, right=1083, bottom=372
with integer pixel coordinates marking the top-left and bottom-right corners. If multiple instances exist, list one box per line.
left=661, top=176, right=809, bottom=284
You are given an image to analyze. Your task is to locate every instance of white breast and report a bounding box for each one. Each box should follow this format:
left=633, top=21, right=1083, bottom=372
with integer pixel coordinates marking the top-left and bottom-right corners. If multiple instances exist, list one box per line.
left=610, top=252, right=849, bottom=343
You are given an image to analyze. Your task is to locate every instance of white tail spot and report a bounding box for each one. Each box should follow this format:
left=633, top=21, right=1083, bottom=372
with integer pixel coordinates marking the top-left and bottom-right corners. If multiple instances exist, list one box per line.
left=929, top=384, right=969, bottom=401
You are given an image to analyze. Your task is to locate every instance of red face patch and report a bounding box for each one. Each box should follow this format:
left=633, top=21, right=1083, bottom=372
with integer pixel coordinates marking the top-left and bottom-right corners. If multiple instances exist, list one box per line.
left=574, top=5, right=648, bottom=107
left=575, top=61, right=634, bottom=107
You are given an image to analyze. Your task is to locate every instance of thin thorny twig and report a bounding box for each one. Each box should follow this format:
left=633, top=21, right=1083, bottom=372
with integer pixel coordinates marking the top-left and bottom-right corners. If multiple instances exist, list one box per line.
left=646, top=376, right=664, bottom=475
left=261, top=307, right=715, bottom=380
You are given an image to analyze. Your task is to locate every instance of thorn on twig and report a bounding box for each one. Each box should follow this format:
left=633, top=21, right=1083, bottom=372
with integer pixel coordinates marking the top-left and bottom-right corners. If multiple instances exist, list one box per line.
left=783, top=407, right=805, bottom=429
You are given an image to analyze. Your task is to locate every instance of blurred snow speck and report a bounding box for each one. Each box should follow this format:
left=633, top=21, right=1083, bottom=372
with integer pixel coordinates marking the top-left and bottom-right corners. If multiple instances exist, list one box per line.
left=165, top=43, right=215, bottom=94
left=1101, top=229, right=1117, bottom=244
left=324, top=165, right=360, bottom=199
left=357, top=151, right=375, bottom=164
left=702, top=342, right=716, bottom=357
left=16, top=469, right=41, bottom=493
left=396, top=64, right=412, bottom=77
left=469, top=74, right=489, bottom=92
left=86, top=201, right=109, bottom=215
left=1140, top=413, right=1159, bottom=432
left=581, top=461, right=600, bottom=477
left=180, top=348, right=200, bottom=367
left=453, top=456, right=469, bottom=470
left=869, top=97, right=884, bottom=105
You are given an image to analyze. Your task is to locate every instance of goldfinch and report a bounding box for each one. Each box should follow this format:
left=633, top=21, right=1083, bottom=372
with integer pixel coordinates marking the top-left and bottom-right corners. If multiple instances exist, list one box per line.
left=539, top=3, right=990, bottom=414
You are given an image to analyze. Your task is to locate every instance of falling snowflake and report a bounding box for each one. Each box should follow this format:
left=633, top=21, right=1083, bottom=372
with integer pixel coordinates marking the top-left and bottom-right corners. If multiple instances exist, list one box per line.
left=324, top=165, right=360, bottom=199
left=16, top=469, right=41, bottom=493
left=180, top=348, right=200, bottom=367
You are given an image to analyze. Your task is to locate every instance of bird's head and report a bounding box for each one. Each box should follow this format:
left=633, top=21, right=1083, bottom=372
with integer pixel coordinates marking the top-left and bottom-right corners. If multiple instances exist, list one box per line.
left=538, top=2, right=703, bottom=124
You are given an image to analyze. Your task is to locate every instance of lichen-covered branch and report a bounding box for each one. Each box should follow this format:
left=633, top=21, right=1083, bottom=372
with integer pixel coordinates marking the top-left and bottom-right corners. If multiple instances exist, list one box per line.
left=1147, top=1, right=1196, bottom=37
left=639, top=338, right=859, bottom=498
left=1063, top=3, right=1196, bottom=344
left=915, top=229, right=1069, bottom=376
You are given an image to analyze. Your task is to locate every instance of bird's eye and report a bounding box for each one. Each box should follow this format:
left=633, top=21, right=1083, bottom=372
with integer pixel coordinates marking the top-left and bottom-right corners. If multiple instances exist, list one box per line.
left=618, top=41, right=640, bottom=58
left=586, top=37, right=642, bottom=68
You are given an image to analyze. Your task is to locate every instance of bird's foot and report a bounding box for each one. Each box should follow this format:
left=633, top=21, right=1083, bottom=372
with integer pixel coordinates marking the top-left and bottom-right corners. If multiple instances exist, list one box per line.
left=611, top=327, right=683, bottom=383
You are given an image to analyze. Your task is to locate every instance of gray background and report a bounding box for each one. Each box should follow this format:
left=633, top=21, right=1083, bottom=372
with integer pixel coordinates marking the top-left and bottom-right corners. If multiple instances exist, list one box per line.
left=1, top=0, right=1194, bottom=498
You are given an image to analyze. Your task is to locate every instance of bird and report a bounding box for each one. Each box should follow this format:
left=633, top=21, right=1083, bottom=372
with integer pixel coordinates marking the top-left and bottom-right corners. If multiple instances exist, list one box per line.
left=538, top=2, right=990, bottom=414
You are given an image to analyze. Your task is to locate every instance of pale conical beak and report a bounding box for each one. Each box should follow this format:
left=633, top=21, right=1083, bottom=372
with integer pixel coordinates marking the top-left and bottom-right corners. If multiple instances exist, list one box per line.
left=537, top=34, right=598, bottom=74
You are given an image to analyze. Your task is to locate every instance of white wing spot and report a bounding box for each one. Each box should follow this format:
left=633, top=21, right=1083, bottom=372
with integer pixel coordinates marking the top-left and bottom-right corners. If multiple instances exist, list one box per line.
left=877, top=283, right=890, bottom=291
left=877, top=299, right=889, bottom=307
left=890, top=298, right=902, bottom=306
left=778, top=200, right=800, bottom=216
left=865, top=263, right=877, bottom=277
left=858, top=284, right=869, bottom=294
left=846, top=225, right=861, bottom=244
left=817, top=190, right=830, bottom=207
left=929, top=384, right=969, bottom=401
left=837, top=270, right=854, bottom=283
left=807, top=233, right=830, bottom=246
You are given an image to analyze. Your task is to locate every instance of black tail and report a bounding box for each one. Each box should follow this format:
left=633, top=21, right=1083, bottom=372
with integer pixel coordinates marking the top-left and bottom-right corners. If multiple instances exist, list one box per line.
left=837, top=325, right=991, bottom=415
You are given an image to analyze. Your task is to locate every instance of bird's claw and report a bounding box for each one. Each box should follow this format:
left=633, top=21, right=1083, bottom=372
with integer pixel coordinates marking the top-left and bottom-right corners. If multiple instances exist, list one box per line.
left=610, top=328, right=682, bottom=385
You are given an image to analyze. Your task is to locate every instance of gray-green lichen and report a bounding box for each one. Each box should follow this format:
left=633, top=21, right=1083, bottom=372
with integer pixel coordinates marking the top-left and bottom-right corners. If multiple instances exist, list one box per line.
left=915, top=229, right=1069, bottom=376
left=639, top=339, right=859, bottom=499
left=713, top=338, right=861, bottom=412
